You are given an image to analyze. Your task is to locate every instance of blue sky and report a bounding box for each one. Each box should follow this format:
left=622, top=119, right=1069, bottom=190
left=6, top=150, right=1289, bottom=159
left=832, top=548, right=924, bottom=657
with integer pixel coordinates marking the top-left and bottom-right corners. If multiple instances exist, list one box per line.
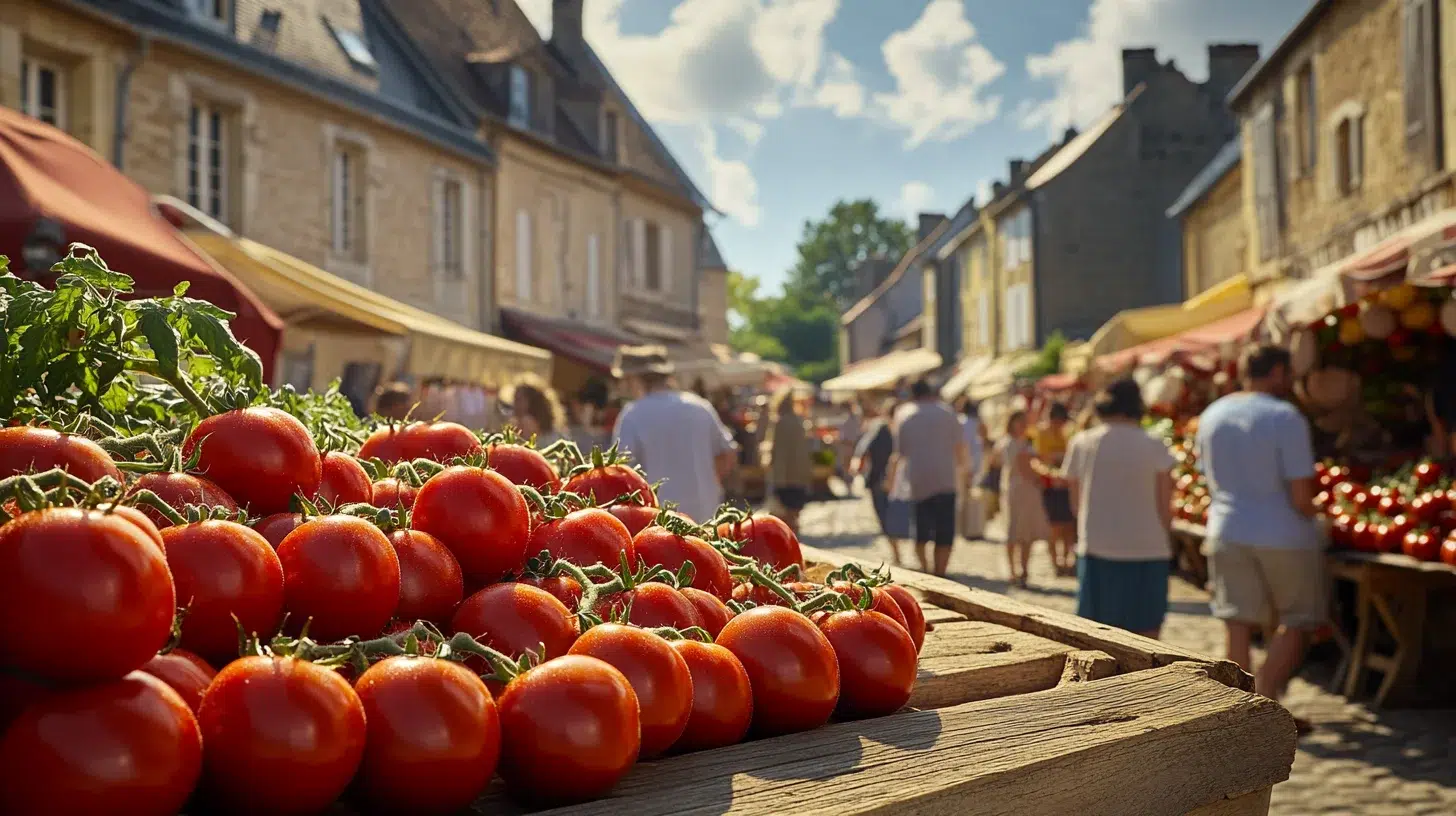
left=517, top=0, right=1311, bottom=294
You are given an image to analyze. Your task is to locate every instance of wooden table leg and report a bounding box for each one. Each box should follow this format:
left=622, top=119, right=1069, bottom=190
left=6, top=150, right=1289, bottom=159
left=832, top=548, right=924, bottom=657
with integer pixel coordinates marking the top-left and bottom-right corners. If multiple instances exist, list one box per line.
left=1370, top=571, right=1428, bottom=708
left=1342, top=566, right=1373, bottom=700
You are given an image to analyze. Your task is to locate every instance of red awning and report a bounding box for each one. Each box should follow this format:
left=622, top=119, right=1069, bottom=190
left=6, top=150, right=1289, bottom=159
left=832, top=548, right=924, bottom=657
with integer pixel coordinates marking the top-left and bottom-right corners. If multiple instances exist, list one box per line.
left=1098, top=307, right=1266, bottom=372
left=1343, top=239, right=1410, bottom=281
left=0, top=108, right=282, bottom=381
left=500, top=308, right=640, bottom=373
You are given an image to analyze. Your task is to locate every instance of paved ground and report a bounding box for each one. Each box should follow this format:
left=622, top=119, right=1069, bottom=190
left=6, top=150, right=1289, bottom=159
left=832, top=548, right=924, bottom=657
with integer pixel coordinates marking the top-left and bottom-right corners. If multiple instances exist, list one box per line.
left=797, top=493, right=1456, bottom=816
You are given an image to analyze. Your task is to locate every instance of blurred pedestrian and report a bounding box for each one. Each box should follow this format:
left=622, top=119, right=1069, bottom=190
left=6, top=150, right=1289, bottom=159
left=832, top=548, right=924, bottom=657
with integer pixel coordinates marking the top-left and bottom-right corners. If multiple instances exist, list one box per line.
left=837, top=400, right=864, bottom=492
left=1062, top=379, right=1174, bottom=638
left=852, top=398, right=901, bottom=564
left=612, top=346, right=737, bottom=523
left=998, top=409, right=1050, bottom=588
left=957, top=398, right=986, bottom=539
left=506, top=376, right=568, bottom=447
left=885, top=379, right=967, bottom=577
left=372, top=382, right=413, bottom=421
left=766, top=389, right=813, bottom=533
left=1034, top=402, right=1076, bottom=575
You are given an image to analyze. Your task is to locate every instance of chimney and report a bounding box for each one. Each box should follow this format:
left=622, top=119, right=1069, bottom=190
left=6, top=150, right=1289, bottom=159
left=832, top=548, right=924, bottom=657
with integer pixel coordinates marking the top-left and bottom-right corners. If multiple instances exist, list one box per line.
left=1121, top=47, right=1159, bottom=96
left=1205, top=43, right=1261, bottom=106
left=917, top=213, right=948, bottom=243
left=1063, top=126, right=1078, bottom=144
left=552, top=0, right=584, bottom=43
left=1008, top=159, right=1026, bottom=182
left=992, top=181, right=1006, bottom=197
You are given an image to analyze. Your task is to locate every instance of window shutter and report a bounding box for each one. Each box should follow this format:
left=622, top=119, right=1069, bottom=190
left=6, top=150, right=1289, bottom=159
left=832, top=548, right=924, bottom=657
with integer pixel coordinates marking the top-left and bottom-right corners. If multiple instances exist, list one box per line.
left=633, top=218, right=647, bottom=287
left=515, top=208, right=532, bottom=301
left=978, top=291, right=990, bottom=347
left=586, top=233, right=600, bottom=316
left=1404, top=0, right=1443, bottom=165
left=1352, top=115, right=1365, bottom=189
left=431, top=177, right=444, bottom=274
left=659, top=228, right=672, bottom=293
left=1253, top=104, right=1280, bottom=261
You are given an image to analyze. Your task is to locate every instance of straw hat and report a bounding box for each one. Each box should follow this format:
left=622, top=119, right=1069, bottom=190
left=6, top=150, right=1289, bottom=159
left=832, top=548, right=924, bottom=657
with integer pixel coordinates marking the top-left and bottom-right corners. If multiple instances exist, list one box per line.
left=612, top=344, right=675, bottom=379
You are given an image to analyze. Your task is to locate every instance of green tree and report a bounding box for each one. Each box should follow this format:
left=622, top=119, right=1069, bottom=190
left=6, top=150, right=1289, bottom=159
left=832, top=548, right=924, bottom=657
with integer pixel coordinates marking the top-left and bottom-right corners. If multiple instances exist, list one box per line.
left=786, top=199, right=914, bottom=308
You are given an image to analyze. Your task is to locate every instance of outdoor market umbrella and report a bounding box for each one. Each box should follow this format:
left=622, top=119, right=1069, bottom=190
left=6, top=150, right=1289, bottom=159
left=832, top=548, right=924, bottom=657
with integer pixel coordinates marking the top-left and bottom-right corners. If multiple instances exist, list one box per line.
left=0, top=106, right=282, bottom=382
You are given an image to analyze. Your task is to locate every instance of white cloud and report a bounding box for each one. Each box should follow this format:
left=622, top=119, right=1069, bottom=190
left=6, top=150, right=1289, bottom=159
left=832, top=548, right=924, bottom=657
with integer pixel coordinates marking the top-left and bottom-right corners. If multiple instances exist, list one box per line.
left=516, top=0, right=552, bottom=39
left=872, top=0, right=1005, bottom=148
left=895, top=181, right=935, bottom=221
left=975, top=178, right=993, bottom=206
left=727, top=118, right=767, bottom=146
left=1020, top=0, right=1308, bottom=137
left=697, top=127, right=762, bottom=228
left=809, top=53, right=866, bottom=117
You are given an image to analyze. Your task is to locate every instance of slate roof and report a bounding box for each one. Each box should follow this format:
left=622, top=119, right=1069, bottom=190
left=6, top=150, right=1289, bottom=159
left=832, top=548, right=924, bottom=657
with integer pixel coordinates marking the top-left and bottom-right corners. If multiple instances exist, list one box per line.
left=1166, top=139, right=1241, bottom=218
left=698, top=226, right=727, bottom=271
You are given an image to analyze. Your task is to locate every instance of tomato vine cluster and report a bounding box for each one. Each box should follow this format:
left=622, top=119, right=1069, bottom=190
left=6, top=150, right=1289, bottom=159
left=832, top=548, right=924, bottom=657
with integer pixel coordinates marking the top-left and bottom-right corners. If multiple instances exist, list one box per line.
left=0, top=249, right=928, bottom=816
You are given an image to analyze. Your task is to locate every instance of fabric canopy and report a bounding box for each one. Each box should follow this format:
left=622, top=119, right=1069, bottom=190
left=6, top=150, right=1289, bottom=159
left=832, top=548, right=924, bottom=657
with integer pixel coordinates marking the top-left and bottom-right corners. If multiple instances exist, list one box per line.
left=501, top=308, right=640, bottom=374
left=1082, top=274, right=1254, bottom=362
left=820, top=347, right=942, bottom=393
left=0, top=107, right=282, bottom=380
left=1097, top=307, right=1265, bottom=372
left=1337, top=208, right=1456, bottom=281
left=939, top=354, right=993, bottom=400
left=966, top=350, right=1040, bottom=401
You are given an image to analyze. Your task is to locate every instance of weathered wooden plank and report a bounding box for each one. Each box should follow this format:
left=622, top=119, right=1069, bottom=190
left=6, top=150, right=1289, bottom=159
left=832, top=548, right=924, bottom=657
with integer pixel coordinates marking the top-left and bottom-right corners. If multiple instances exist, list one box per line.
left=1184, top=787, right=1272, bottom=816
left=804, top=545, right=1252, bottom=690
left=476, top=663, right=1294, bottom=816
left=1059, top=650, right=1118, bottom=685
left=910, top=621, right=1074, bottom=709
left=919, top=604, right=966, bottom=625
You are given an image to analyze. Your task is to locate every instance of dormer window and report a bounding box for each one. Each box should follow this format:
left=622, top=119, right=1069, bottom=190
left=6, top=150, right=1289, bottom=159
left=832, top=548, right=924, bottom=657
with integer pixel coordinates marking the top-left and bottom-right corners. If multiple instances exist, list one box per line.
left=508, top=65, right=531, bottom=129
left=601, top=110, right=619, bottom=161
left=326, top=18, right=377, bottom=73
left=183, top=0, right=228, bottom=27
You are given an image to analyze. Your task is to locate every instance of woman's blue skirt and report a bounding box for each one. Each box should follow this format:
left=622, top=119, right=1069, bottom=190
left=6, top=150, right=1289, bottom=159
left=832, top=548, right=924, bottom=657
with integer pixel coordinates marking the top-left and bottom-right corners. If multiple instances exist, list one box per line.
left=1076, top=555, right=1169, bottom=633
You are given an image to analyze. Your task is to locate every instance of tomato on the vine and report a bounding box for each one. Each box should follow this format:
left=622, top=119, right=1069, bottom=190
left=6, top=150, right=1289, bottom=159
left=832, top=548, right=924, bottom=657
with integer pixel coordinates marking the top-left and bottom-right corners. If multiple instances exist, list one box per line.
left=1414, top=460, right=1444, bottom=488
left=518, top=573, right=584, bottom=609
left=252, top=511, right=304, bottom=548
left=880, top=583, right=928, bottom=653
left=495, top=655, right=641, bottom=806
left=128, top=470, right=238, bottom=528
left=633, top=525, right=733, bottom=599
left=317, top=451, right=373, bottom=506
left=597, top=581, right=702, bottom=630
left=529, top=507, right=635, bottom=571
left=183, top=407, right=322, bottom=515
left=818, top=609, right=918, bottom=719
left=563, top=461, right=656, bottom=507
left=1441, top=532, right=1456, bottom=566
left=568, top=623, right=694, bottom=757
left=668, top=639, right=753, bottom=752
left=608, top=503, right=661, bottom=536
left=487, top=443, right=561, bottom=492
left=197, top=656, right=366, bottom=816
left=828, top=582, right=910, bottom=632
left=451, top=583, right=578, bottom=663
left=0, top=671, right=201, bottom=816
left=0, top=507, right=175, bottom=682
left=716, top=606, right=840, bottom=736
left=161, top=519, right=285, bottom=663
left=412, top=466, right=531, bottom=584
left=353, top=657, right=501, bottom=816
left=680, top=587, right=733, bottom=637
left=0, top=425, right=122, bottom=484
left=358, top=421, right=482, bottom=464
left=370, top=477, right=419, bottom=510
left=277, top=515, right=401, bottom=641
left=389, top=528, right=464, bottom=625
left=1404, top=528, right=1441, bottom=561
left=717, top=513, right=804, bottom=570
left=139, top=648, right=217, bottom=713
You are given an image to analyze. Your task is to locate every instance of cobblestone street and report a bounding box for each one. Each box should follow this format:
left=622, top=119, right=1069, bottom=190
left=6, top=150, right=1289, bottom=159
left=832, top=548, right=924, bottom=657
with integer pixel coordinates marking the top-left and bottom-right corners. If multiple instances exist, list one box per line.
left=797, top=493, right=1456, bottom=816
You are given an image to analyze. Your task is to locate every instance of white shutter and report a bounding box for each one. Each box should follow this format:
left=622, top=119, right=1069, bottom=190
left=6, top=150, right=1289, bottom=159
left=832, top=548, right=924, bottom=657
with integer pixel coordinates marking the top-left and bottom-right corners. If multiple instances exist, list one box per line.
left=431, top=177, right=445, bottom=274
left=515, top=208, right=532, bottom=301
left=1352, top=115, right=1365, bottom=189
left=331, top=150, right=347, bottom=253
left=586, top=233, right=601, bottom=316
left=1002, top=289, right=1014, bottom=348
left=977, top=291, right=990, bottom=347
left=659, top=227, right=672, bottom=293
left=632, top=218, right=647, bottom=286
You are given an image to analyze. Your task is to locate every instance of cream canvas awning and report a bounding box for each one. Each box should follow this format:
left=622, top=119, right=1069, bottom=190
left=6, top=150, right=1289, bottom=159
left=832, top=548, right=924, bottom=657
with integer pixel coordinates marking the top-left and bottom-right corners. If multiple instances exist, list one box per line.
left=821, top=348, right=942, bottom=393
left=1083, top=274, right=1254, bottom=361
left=940, top=354, right=994, bottom=400
left=966, top=350, right=1040, bottom=402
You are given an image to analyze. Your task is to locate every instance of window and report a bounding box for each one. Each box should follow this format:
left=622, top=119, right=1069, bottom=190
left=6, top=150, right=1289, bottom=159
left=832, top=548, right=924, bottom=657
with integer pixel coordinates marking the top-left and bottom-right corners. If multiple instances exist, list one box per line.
left=1001, top=283, right=1032, bottom=349
left=1404, top=0, right=1443, bottom=167
left=184, top=0, right=227, bottom=25
left=434, top=179, right=464, bottom=280
left=508, top=65, right=532, bottom=129
left=1252, top=102, right=1283, bottom=261
left=643, top=221, right=663, bottom=291
left=1335, top=113, right=1365, bottom=195
left=586, top=233, right=601, bottom=316
left=977, top=290, right=990, bottom=348
left=327, top=20, right=378, bottom=73
left=515, top=209, right=533, bottom=301
left=252, top=10, right=283, bottom=50
left=601, top=111, right=619, bottom=161
left=19, top=58, right=65, bottom=129
left=331, top=144, right=367, bottom=260
left=187, top=102, right=228, bottom=221
left=1294, top=61, right=1316, bottom=175
left=1001, top=209, right=1031, bottom=270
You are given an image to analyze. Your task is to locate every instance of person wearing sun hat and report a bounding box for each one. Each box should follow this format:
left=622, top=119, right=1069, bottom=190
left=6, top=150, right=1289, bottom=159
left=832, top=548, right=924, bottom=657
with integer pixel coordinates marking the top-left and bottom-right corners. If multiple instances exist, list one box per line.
left=610, top=345, right=739, bottom=522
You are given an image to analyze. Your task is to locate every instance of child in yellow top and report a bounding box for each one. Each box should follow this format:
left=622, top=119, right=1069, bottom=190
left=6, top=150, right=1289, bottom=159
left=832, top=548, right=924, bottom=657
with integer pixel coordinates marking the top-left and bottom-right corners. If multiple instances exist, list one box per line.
left=1031, top=402, right=1076, bottom=575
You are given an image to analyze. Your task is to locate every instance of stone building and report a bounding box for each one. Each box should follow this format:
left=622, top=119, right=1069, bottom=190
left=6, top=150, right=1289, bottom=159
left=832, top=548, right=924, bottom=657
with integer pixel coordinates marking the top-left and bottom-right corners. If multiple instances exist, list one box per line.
left=1168, top=140, right=1246, bottom=299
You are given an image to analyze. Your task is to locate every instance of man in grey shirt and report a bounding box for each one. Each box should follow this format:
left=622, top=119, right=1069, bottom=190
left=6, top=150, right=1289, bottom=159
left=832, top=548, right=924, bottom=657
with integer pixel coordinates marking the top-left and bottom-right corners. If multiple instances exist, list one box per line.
left=886, top=379, right=968, bottom=576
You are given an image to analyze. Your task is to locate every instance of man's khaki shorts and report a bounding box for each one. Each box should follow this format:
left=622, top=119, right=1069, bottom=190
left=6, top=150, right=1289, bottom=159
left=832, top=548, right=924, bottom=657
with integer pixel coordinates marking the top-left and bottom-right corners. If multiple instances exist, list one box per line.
left=1206, top=540, right=1327, bottom=630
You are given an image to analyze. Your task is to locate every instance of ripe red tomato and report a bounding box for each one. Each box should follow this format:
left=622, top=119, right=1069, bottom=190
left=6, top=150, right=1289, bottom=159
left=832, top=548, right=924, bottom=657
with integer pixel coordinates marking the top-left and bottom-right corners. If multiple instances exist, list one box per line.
left=609, top=503, right=661, bottom=536
left=252, top=511, right=304, bottom=548
left=389, top=528, right=464, bottom=625
left=353, top=657, right=501, bottom=815
left=633, top=526, right=733, bottom=599
left=668, top=639, right=753, bottom=752
left=716, top=606, right=840, bottom=736
left=487, top=443, right=562, bottom=492
left=0, top=507, right=174, bottom=682
left=198, top=656, right=365, bottom=815
left=569, top=623, right=694, bottom=757
left=717, top=513, right=804, bottom=570
left=1351, top=519, right=1376, bottom=552
left=139, top=648, right=217, bottom=713
left=161, top=519, right=285, bottom=663
left=0, top=671, right=201, bottom=816
left=1441, top=532, right=1456, bottom=566
left=0, top=425, right=122, bottom=483
left=1414, top=460, right=1444, bottom=488
left=316, top=451, right=373, bottom=506
left=518, top=574, right=584, bottom=610
left=529, top=507, right=635, bottom=570
left=412, top=466, right=531, bottom=583
left=730, top=580, right=802, bottom=607
left=452, top=583, right=578, bottom=662
left=681, top=586, right=733, bottom=637
left=818, top=609, right=918, bottom=719
left=277, top=515, right=401, bottom=641
left=1404, top=528, right=1441, bottom=561
left=358, top=421, right=482, bottom=464
left=597, top=581, right=702, bottom=630
left=563, top=462, right=656, bottom=506
left=496, top=655, right=641, bottom=806
left=1313, top=490, right=1334, bottom=511
left=879, top=583, right=927, bottom=653
left=1371, top=522, right=1396, bottom=555
left=828, top=582, right=910, bottom=631
left=128, top=470, right=238, bottom=528
left=183, top=407, right=322, bottom=515
left=370, top=477, right=419, bottom=509
left=1376, top=494, right=1403, bottom=518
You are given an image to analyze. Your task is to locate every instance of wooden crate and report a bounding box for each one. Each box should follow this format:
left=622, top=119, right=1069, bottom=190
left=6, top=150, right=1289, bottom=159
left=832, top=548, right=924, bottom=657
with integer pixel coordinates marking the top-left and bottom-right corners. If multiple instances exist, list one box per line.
left=468, top=545, right=1297, bottom=815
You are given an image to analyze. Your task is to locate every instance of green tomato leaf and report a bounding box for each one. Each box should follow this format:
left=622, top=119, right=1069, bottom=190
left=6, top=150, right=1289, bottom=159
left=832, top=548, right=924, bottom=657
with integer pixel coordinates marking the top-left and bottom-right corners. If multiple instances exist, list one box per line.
left=180, top=303, right=263, bottom=389
left=136, top=303, right=181, bottom=377
left=53, top=244, right=135, bottom=293
left=174, top=281, right=191, bottom=297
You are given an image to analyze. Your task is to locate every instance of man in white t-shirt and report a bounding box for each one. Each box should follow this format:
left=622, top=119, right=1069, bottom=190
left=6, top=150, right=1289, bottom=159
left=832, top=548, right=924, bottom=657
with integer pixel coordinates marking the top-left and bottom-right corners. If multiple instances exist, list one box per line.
left=611, top=346, right=738, bottom=523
